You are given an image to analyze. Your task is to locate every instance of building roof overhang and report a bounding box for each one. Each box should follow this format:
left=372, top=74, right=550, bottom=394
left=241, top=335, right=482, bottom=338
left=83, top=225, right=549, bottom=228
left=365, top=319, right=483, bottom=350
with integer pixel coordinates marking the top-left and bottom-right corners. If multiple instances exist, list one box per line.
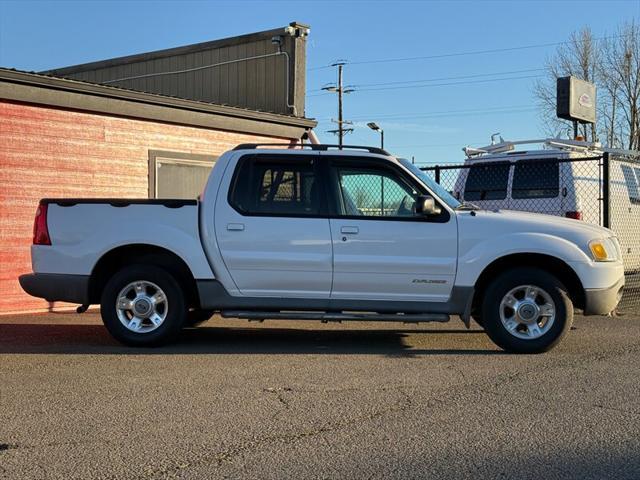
left=0, top=68, right=316, bottom=139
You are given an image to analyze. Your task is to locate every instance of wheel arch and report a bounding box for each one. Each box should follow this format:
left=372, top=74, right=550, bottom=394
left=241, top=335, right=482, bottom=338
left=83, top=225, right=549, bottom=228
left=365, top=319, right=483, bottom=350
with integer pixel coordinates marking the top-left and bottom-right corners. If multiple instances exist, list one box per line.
left=89, top=244, right=200, bottom=307
left=471, top=253, right=585, bottom=316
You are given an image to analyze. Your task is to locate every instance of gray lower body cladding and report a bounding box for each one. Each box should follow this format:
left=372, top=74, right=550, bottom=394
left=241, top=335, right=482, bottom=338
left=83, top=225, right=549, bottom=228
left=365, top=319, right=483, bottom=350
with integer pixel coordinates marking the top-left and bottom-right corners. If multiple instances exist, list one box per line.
left=18, top=273, right=473, bottom=317
left=19, top=273, right=90, bottom=304
left=197, top=280, right=473, bottom=316
left=583, top=277, right=625, bottom=315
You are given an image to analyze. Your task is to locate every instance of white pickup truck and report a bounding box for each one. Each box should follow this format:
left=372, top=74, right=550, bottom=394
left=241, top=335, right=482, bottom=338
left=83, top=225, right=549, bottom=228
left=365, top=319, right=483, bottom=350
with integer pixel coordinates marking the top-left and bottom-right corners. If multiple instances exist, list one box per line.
left=20, top=144, right=625, bottom=353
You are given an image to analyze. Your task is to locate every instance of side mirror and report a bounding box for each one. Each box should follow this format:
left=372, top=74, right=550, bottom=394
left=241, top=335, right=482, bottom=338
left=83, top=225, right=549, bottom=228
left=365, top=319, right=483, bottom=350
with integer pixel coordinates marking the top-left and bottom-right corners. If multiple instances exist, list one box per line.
left=416, top=195, right=442, bottom=217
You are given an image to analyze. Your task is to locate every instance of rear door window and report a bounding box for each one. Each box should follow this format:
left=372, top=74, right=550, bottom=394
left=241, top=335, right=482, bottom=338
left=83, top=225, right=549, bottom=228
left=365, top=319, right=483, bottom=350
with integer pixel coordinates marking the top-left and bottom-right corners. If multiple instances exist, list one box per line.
left=512, top=160, right=560, bottom=199
left=229, top=156, right=322, bottom=216
left=464, top=163, right=510, bottom=200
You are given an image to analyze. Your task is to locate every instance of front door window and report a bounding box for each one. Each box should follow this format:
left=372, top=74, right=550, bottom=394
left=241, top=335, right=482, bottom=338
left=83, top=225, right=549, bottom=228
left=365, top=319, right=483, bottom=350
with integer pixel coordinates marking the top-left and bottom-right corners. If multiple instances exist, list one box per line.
left=335, top=167, right=420, bottom=218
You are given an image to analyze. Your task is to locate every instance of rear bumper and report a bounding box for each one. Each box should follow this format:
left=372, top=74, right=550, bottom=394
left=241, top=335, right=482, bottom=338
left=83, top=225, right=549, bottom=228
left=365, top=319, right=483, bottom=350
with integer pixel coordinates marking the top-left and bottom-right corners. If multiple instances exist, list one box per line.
left=583, top=277, right=625, bottom=315
left=19, top=273, right=90, bottom=304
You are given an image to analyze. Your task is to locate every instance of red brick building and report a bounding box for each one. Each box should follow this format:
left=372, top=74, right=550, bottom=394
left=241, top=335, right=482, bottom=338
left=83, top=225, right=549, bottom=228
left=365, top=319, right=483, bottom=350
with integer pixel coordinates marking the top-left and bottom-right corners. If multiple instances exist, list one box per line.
left=0, top=24, right=316, bottom=314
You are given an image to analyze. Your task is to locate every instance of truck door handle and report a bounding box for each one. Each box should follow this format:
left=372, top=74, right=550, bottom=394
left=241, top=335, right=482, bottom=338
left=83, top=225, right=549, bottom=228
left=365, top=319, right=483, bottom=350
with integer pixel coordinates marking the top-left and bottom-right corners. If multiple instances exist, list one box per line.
left=340, top=226, right=359, bottom=234
left=227, top=223, right=245, bottom=231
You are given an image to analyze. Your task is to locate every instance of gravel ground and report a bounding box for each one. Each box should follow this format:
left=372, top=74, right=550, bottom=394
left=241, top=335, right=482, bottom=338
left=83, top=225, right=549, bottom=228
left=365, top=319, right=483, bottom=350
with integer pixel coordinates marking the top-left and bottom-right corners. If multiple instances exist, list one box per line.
left=0, top=311, right=638, bottom=479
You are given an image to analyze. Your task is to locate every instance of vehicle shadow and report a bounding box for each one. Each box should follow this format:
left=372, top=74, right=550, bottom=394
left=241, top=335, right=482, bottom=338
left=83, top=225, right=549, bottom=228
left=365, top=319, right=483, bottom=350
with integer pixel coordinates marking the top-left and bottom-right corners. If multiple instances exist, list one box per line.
left=0, top=323, right=503, bottom=356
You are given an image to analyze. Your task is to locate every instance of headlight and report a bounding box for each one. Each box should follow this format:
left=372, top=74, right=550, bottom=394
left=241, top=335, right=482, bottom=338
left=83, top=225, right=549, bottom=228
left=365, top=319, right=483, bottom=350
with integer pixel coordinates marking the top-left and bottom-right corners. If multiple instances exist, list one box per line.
left=588, top=238, right=618, bottom=262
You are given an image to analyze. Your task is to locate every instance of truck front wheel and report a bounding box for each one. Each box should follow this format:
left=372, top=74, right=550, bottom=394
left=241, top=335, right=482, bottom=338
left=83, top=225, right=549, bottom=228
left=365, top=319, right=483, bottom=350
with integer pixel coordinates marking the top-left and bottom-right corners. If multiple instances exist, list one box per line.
left=100, top=265, right=187, bottom=346
left=482, top=268, right=573, bottom=354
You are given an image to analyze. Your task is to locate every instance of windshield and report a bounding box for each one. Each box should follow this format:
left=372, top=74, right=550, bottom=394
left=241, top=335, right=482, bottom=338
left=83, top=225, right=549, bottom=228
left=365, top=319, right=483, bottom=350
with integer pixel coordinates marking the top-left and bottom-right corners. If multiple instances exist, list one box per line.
left=398, top=158, right=461, bottom=209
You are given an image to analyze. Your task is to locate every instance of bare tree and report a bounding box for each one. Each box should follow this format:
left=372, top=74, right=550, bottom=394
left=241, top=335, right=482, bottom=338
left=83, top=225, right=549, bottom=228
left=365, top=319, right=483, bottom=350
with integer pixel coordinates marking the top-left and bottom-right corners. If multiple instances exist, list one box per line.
left=600, top=22, right=640, bottom=150
left=534, top=22, right=640, bottom=149
left=534, top=27, right=600, bottom=141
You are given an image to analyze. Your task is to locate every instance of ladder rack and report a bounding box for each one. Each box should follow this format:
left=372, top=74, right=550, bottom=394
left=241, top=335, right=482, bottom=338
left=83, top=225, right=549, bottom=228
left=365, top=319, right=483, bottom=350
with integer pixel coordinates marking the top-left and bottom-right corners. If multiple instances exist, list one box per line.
left=463, top=138, right=603, bottom=158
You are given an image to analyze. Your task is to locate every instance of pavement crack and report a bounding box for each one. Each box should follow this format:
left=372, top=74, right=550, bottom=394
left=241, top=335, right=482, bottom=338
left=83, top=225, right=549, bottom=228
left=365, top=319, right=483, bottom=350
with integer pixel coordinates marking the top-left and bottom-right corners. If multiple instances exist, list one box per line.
left=144, top=347, right=640, bottom=480
left=276, top=394, right=288, bottom=407
left=263, top=386, right=293, bottom=409
left=7, top=438, right=109, bottom=450
left=144, top=386, right=415, bottom=479
left=594, top=404, right=640, bottom=417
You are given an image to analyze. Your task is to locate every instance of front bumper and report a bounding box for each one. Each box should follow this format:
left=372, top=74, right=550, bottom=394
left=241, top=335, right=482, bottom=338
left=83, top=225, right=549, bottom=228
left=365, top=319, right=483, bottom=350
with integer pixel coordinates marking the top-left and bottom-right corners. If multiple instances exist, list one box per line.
left=583, top=277, right=625, bottom=315
left=19, top=273, right=90, bottom=304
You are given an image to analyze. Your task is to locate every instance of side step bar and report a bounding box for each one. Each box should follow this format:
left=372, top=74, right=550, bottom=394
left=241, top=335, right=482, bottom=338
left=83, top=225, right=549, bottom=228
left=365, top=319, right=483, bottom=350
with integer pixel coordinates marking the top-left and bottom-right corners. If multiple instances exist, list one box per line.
left=220, top=310, right=450, bottom=323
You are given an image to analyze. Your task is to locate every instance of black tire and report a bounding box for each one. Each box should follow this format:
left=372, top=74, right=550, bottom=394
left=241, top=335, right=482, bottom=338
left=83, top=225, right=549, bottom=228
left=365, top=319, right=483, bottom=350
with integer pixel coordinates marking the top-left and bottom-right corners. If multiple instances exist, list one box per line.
left=186, top=309, right=215, bottom=327
left=100, top=265, right=187, bottom=347
left=482, top=268, right=573, bottom=354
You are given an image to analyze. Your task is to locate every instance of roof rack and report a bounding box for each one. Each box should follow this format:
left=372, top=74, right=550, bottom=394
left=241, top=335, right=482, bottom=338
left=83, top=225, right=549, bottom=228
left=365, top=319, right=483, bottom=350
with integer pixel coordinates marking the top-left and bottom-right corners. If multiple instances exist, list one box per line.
left=232, top=143, right=391, bottom=156
left=463, top=138, right=603, bottom=158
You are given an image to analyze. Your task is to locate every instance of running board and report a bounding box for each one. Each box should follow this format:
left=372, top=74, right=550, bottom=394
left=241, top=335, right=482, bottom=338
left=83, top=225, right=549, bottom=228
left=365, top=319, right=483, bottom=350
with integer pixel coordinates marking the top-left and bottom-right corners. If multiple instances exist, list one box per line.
left=220, top=310, right=450, bottom=323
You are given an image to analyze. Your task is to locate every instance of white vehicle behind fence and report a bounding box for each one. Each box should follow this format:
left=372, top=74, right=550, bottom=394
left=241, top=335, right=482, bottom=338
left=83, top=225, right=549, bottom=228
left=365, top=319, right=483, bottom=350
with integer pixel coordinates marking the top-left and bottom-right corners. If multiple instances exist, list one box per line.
left=451, top=138, right=640, bottom=275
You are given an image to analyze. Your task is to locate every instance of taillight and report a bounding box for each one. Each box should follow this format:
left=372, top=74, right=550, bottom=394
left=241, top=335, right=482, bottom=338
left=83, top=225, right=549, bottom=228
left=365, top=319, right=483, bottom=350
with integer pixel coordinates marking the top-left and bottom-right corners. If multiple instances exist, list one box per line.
left=33, top=202, right=51, bottom=245
left=565, top=211, right=582, bottom=220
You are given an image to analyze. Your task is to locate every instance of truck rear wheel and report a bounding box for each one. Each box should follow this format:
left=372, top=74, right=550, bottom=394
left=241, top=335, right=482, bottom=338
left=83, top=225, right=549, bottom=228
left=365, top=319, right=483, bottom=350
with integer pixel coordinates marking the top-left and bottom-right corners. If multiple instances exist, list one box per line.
left=482, top=268, right=573, bottom=354
left=100, top=265, right=187, bottom=346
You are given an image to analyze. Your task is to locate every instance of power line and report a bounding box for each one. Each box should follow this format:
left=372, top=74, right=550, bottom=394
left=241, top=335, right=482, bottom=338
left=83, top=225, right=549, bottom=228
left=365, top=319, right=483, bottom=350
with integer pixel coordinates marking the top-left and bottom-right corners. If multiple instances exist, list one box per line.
left=355, top=68, right=543, bottom=89
left=389, top=142, right=486, bottom=149
left=307, top=34, right=625, bottom=71
left=315, top=104, right=538, bottom=122
left=314, top=108, right=537, bottom=129
left=308, top=68, right=544, bottom=92
left=358, top=74, right=542, bottom=92
left=345, top=104, right=534, bottom=120
left=306, top=73, right=541, bottom=97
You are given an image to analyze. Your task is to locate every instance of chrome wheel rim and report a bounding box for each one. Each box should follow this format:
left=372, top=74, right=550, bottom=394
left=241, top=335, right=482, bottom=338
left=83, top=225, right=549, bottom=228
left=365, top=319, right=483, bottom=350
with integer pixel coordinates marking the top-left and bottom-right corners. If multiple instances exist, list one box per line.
left=499, top=285, right=555, bottom=340
left=116, top=280, right=168, bottom=333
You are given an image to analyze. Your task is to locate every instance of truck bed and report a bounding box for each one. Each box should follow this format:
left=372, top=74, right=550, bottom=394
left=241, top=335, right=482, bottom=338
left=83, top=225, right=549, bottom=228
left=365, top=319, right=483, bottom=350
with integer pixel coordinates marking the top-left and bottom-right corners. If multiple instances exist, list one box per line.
left=34, top=198, right=214, bottom=280
left=41, top=198, right=197, bottom=208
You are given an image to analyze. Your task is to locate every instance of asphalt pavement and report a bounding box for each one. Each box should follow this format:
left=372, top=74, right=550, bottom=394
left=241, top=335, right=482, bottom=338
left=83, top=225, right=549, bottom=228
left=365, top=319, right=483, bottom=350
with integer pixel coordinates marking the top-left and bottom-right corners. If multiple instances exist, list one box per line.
left=0, top=311, right=638, bottom=479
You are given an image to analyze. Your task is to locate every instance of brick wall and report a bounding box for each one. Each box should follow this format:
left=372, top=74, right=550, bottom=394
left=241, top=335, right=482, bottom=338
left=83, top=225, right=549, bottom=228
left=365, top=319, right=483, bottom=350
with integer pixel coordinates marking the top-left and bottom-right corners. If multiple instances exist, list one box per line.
left=0, top=100, right=290, bottom=314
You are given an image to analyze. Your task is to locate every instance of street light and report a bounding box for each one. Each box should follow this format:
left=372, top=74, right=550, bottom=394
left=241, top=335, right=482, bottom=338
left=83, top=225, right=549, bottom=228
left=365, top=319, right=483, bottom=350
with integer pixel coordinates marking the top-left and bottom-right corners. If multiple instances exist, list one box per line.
left=367, top=122, right=384, bottom=149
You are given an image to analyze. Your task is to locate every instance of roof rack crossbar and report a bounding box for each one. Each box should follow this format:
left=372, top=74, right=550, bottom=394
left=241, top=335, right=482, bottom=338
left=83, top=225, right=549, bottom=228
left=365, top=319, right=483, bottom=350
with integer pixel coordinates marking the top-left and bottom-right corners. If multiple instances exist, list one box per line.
left=463, top=138, right=604, bottom=158
left=232, top=143, right=391, bottom=156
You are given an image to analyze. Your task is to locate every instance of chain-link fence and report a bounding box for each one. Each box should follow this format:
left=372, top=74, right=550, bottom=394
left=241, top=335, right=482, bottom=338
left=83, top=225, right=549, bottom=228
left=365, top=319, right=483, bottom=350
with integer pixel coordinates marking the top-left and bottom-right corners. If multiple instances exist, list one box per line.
left=607, top=152, right=640, bottom=312
left=421, top=152, right=640, bottom=313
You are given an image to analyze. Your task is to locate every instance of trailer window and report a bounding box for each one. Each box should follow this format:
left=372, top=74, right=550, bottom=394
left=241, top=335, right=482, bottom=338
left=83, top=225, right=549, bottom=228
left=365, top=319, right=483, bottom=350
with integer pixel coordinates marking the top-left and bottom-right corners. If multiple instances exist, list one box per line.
left=512, top=161, right=559, bottom=199
left=620, top=165, right=640, bottom=204
left=464, top=164, right=510, bottom=201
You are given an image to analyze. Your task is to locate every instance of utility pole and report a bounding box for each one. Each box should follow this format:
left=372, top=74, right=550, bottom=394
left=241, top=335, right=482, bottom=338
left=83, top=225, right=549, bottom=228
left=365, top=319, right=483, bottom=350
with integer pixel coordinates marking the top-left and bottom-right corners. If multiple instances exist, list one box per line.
left=338, top=64, right=344, bottom=146
left=323, top=61, right=354, bottom=148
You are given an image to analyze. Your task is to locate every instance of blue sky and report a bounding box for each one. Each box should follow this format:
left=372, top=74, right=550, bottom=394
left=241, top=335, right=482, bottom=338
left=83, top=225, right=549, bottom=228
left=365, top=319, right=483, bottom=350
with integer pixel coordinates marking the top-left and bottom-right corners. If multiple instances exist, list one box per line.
left=1, top=0, right=638, bottom=164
